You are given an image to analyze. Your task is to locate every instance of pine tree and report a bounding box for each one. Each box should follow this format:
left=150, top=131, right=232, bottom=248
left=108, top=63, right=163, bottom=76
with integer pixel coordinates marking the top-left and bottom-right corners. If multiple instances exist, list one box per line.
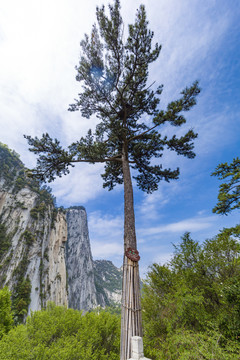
left=25, top=1, right=200, bottom=358
left=212, top=158, right=240, bottom=214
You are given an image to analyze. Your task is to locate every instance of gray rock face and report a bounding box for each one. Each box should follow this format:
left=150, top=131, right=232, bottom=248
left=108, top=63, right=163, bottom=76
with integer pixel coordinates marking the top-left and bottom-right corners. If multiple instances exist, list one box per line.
left=65, top=207, right=98, bottom=311
left=0, top=144, right=122, bottom=316
left=0, top=143, right=68, bottom=317
left=0, top=188, right=68, bottom=313
left=94, top=260, right=122, bottom=306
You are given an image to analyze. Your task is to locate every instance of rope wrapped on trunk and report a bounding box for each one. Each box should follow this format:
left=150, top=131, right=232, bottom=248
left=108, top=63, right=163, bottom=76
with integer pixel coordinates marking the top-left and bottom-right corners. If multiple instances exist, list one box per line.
left=120, top=257, right=142, bottom=360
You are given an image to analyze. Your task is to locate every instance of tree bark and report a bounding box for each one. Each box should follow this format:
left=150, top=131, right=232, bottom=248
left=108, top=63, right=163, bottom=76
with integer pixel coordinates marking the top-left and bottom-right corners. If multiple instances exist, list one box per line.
left=122, top=152, right=137, bottom=251
left=120, top=148, right=142, bottom=360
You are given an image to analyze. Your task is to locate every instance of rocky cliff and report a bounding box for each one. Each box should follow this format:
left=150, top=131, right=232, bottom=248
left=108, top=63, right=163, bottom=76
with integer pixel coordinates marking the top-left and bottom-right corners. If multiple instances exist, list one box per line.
left=66, top=207, right=98, bottom=311
left=65, top=207, right=122, bottom=311
left=94, top=260, right=122, bottom=306
left=0, top=143, right=68, bottom=321
left=0, top=143, right=122, bottom=319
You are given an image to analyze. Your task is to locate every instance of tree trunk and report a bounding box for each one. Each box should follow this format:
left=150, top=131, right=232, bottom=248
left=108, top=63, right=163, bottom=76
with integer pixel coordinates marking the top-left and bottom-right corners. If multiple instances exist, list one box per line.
left=122, top=151, right=137, bottom=252
left=120, top=152, right=142, bottom=360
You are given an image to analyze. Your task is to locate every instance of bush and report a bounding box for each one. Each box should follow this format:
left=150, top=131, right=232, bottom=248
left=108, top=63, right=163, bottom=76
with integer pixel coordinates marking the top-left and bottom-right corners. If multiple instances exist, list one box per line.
left=142, top=228, right=240, bottom=359
left=0, top=303, right=120, bottom=359
left=0, top=287, right=13, bottom=339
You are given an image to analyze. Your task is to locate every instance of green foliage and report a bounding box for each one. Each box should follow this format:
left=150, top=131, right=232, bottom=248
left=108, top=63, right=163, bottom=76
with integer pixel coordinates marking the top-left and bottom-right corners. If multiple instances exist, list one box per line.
left=30, top=202, right=47, bottom=219
left=21, top=229, right=36, bottom=246
left=105, top=304, right=121, bottom=316
left=0, top=287, right=14, bottom=339
left=24, top=0, right=200, bottom=194
left=0, top=224, right=11, bottom=261
left=212, top=157, right=240, bottom=214
left=142, top=227, right=240, bottom=359
left=68, top=205, right=86, bottom=211
left=144, top=329, right=240, bottom=360
left=51, top=207, right=58, bottom=228
left=15, top=201, right=27, bottom=210
left=43, top=248, right=49, bottom=261
left=0, top=142, right=56, bottom=208
left=0, top=143, right=24, bottom=189
left=13, top=173, right=26, bottom=192
left=90, top=304, right=122, bottom=316
left=12, top=276, right=31, bottom=324
left=0, top=303, right=120, bottom=359
left=11, top=232, right=33, bottom=323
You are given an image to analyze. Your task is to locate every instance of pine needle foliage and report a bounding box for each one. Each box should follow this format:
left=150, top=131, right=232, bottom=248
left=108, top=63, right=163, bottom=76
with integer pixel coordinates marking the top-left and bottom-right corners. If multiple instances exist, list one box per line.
left=212, top=157, right=240, bottom=214
left=24, top=0, right=200, bottom=194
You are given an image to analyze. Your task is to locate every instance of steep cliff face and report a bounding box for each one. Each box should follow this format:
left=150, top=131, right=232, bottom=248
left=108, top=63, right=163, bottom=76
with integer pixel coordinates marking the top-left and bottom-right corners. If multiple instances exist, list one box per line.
left=0, top=144, right=68, bottom=320
left=46, top=212, right=68, bottom=309
left=65, top=207, right=98, bottom=311
left=0, top=190, right=68, bottom=315
left=65, top=209, right=122, bottom=310
left=0, top=143, right=122, bottom=317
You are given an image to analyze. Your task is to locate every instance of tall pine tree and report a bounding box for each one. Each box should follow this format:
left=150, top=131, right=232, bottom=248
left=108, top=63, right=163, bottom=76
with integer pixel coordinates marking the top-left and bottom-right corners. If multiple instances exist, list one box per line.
left=25, top=1, right=200, bottom=358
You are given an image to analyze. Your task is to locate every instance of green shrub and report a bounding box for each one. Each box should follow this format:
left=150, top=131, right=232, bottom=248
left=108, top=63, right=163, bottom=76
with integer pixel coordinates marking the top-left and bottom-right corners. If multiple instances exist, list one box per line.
left=0, top=303, right=120, bottom=359
left=0, top=287, right=14, bottom=340
left=142, top=228, right=240, bottom=359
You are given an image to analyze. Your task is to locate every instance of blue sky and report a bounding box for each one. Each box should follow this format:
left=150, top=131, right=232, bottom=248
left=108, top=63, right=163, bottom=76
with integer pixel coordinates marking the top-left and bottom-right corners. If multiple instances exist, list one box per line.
left=0, top=0, right=240, bottom=275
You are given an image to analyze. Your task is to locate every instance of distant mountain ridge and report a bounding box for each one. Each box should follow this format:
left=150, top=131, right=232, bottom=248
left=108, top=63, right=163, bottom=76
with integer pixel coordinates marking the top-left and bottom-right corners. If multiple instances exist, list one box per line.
left=94, top=260, right=122, bottom=306
left=0, top=143, right=122, bottom=320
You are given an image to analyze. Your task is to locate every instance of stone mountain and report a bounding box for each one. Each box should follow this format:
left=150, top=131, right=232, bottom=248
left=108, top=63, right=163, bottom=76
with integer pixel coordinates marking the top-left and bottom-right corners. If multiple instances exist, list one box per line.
left=0, top=143, right=121, bottom=321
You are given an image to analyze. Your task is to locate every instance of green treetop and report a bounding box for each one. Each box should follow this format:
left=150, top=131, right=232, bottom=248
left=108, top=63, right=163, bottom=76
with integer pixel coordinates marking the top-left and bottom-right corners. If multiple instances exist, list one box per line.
left=25, top=1, right=200, bottom=193
left=212, top=157, right=240, bottom=214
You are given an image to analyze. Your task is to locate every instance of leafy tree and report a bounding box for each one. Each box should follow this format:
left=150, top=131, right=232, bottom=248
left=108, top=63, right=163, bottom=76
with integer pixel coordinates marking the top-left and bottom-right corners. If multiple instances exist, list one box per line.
left=144, top=329, right=240, bottom=360
left=0, top=303, right=120, bottom=360
left=24, top=0, right=200, bottom=357
left=0, top=287, right=14, bottom=339
left=212, top=157, right=240, bottom=214
left=142, top=226, right=240, bottom=359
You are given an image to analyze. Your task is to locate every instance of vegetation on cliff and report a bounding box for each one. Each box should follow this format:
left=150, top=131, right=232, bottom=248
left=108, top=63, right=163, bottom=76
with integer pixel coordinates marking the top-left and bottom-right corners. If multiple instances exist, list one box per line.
left=0, top=142, right=56, bottom=205
left=0, top=224, right=11, bottom=262
left=0, top=142, right=60, bottom=322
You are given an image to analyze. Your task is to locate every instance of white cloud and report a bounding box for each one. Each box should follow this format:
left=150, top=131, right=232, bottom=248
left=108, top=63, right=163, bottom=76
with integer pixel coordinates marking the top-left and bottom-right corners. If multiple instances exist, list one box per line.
left=194, top=110, right=240, bottom=156
left=140, top=215, right=217, bottom=237
left=152, top=252, right=174, bottom=267
left=88, top=211, right=123, bottom=240
left=137, top=191, right=169, bottom=220
left=91, top=241, right=122, bottom=259
left=88, top=211, right=124, bottom=265
left=147, top=0, right=231, bottom=86
left=51, top=163, right=105, bottom=205
left=0, top=0, right=106, bottom=163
